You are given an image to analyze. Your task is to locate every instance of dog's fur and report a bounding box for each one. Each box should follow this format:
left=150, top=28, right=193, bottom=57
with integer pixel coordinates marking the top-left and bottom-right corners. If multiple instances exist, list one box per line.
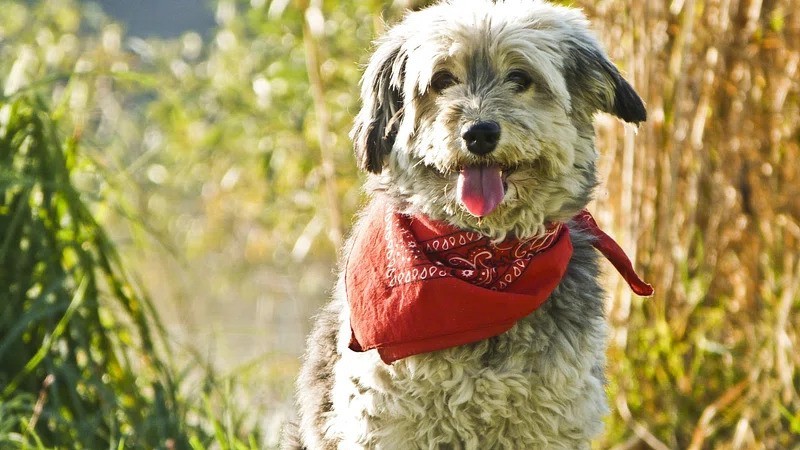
left=287, top=1, right=645, bottom=448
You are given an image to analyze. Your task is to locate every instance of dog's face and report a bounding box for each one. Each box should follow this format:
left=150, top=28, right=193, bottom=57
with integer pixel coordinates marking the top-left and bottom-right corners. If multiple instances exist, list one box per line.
left=351, top=0, right=645, bottom=240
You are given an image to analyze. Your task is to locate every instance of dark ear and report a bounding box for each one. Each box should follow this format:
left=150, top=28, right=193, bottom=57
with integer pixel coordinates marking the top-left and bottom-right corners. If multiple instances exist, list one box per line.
left=564, top=39, right=646, bottom=124
left=350, top=37, right=407, bottom=174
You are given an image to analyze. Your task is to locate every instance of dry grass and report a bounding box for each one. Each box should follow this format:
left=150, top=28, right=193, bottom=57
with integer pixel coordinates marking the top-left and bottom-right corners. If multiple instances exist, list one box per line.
left=584, top=0, right=800, bottom=447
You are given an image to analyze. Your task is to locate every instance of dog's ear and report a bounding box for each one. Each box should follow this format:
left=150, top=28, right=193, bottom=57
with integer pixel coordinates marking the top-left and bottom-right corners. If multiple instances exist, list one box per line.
left=564, top=38, right=646, bottom=124
left=350, top=37, right=407, bottom=174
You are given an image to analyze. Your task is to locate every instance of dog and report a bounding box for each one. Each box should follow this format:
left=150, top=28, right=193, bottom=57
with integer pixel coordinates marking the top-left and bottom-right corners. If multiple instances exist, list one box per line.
left=286, top=1, right=649, bottom=448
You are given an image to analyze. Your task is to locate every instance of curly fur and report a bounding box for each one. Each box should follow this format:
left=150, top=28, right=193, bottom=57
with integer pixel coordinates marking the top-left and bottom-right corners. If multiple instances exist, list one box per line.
left=286, top=0, right=645, bottom=448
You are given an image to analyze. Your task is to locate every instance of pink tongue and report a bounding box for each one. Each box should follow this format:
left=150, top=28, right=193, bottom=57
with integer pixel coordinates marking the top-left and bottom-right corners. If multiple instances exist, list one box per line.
left=456, top=165, right=505, bottom=217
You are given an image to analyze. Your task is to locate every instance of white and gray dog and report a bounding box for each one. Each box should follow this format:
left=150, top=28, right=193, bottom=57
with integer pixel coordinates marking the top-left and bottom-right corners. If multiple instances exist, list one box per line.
left=286, top=0, right=647, bottom=448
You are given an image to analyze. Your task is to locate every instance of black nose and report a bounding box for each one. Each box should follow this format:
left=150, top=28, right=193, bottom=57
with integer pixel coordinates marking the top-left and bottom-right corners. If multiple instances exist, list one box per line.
left=461, top=121, right=501, bottom=155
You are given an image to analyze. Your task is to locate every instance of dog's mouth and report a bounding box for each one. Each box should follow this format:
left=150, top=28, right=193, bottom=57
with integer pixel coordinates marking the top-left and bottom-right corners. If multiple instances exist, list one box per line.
left=456, top=164, right=511, bottom=217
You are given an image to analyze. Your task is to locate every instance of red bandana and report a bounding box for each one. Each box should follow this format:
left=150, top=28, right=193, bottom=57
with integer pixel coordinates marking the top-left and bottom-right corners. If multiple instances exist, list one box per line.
left=346, top=200, right=653, bottom=364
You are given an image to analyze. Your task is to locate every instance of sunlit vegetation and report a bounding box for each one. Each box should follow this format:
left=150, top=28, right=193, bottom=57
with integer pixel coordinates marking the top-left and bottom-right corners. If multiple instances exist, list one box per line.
left=1, top=0, right=798, bottom=448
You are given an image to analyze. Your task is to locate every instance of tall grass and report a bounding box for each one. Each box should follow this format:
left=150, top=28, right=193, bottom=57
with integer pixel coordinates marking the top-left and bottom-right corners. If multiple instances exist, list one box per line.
left=0, top=93, right=260, bottom=449
left=587, top=0, right=800, bottom=447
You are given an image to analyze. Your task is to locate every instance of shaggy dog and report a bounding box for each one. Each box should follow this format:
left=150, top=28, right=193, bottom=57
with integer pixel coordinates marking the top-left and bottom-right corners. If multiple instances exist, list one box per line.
left=287, top=1, right=648, bottom=448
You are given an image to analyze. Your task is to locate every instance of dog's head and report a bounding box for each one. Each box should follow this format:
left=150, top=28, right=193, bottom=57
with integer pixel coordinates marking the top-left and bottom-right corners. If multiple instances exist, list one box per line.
left=351, top=0, right=645, bottom=240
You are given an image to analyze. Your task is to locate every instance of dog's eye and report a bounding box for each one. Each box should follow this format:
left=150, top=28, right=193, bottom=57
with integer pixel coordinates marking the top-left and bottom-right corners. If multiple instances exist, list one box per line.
left=431, top=71, right=459, bottom=93
left=506, top=70, right=533, bottom=92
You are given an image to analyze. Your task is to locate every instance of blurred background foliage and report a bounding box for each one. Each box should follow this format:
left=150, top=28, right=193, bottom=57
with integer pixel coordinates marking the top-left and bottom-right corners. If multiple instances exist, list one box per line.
left=0, top=0, right=798, bottom=448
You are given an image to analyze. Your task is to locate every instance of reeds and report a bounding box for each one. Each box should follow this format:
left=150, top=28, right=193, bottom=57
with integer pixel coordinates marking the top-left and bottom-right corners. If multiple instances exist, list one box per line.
left=587, top=0, right=800, bottom=447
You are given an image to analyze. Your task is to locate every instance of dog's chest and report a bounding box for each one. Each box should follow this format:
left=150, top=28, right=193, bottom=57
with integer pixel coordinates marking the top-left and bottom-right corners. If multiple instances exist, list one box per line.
left=328, top=285, right=609, bottom=449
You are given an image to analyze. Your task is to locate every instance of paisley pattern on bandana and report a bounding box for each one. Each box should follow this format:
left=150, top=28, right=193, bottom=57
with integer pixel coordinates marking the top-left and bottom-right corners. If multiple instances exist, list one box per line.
left=384, top=211, right=563, bottom=291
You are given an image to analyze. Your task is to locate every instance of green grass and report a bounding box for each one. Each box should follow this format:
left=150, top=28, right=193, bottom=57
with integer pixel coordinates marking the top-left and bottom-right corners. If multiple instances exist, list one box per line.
left=0, top=94, right=261, bottom=450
